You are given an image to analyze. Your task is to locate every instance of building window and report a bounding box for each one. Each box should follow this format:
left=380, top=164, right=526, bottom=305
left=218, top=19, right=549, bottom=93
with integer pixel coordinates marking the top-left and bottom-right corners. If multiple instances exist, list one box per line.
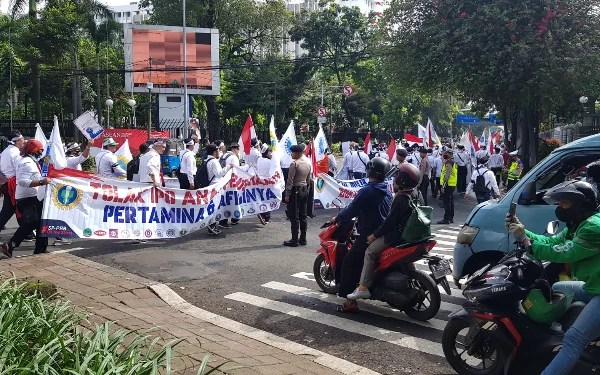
left=125, top=12, right=131, bottom=17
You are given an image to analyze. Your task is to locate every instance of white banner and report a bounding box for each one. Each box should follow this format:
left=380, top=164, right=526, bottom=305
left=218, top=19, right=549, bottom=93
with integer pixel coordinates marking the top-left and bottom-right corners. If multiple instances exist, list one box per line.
left=41, top=166, right=283, bottom=239
left=74, top=111, right=104, bottom=140
left=313, top=173, right=394, bottom=210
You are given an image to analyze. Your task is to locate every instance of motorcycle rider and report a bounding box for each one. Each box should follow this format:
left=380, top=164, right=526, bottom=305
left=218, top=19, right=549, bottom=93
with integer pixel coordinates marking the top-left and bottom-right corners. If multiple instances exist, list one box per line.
left=330, top=157, right=393, bottom=312
left=347, top=163, right=422, bottom=300
left=507, top=180, right=600, bottom=375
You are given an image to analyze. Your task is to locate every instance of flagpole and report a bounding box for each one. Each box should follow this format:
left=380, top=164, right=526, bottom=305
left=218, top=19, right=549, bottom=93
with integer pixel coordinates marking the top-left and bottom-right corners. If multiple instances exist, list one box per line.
left=182, top=0, right=189, bottom=134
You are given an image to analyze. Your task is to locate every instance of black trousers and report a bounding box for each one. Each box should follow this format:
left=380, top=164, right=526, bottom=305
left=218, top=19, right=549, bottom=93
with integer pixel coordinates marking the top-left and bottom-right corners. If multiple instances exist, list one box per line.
left=338, top=235, right=369, bottom=298
left=287, top=186, right=308, bottom=240
left=457, top=166, right=467, bottom=193
left=442, top=186, right=455, bottom=221
left=12, top=197, right=48, bottom=252
left=178, top=174, right=191, bottom=190
left=491, top=167, right=503, bottom=187
left=507, top=178, right=518, bottom=191
left=307, top=183, right=315, bottom=216
left=282, top=168, right=289, bottom=201
left=0, top=193, right=15, bottom=230
left=420, top=176, right=430, bottom=206
left=430, top=176, right=438, bottom=198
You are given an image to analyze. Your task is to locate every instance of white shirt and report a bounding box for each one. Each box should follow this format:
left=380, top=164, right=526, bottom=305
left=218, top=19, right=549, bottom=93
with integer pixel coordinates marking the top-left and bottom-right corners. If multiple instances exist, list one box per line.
left=138, top=149, right=161, bottom=184
left=256, top=157, right=274, bottom=178
left=475, top=149, right=488, bottom=160
left=466, top=166, right=500, bottom=197
left=433, top=157, right=443, bottom=177
left=411, top=153, right=423, bottom=167
left=328, top=154, right=337, bottom=172
left=244, top=148, right=260, bottom=167
left=179, top=148, right=196, bottom=184
left=380, top=153, right=390, bottom=161
left=342, top=151, right=353, bottom=170
left=206, top=156, right=230, bottom=185
left=66, top=154, right=88, bottom=171
left=1, top=145, right=21, bottom=178
left=350, top=151, right=370, bottom=174
left=15, top=156, right=42, bottom=200
left=488, top=153, right=505, bottom=169
left=95, top=150, right=126, bottom=178
left=455, top=151, right=470, bottom=167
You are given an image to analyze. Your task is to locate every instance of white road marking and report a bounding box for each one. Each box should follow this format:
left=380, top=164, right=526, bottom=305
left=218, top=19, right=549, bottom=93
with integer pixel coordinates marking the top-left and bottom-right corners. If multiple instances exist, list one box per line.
left=291, top=271, right=314, bottom=281
left=150, top=284, right=381, bottom=375
left=434, top=239, right=457, bottom=247
left=431, top=247, right=454, bottom=255
left=51, top=247, right=86, bottom=254
left=262, top=281, right=454, bottom=330
left=433, top=233, right=458, bottom=240
left=224, top=292, right=444, bottom=357
left=437, top=229, right=460, bottom=235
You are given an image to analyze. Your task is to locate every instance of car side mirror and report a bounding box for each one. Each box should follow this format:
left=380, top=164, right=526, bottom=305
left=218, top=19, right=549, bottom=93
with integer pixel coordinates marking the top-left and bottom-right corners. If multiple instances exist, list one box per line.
left=546, top=220, right=560, bottom=235
left=517, top=181, right=536, bottom=205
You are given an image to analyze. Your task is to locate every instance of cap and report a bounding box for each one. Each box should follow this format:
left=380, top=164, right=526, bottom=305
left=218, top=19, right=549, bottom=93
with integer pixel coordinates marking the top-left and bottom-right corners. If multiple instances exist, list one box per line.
left=419, top=147, right=427, bottom=153
left=396, top=148, right=408, bottom=157
left=153, top=140, right=167, bottom=147
left=102, top=137, right=118, bottom=147
left=229, top=142, right=240, bottom=149
left=260, top=144, right=271, bottom=154
left=184, top=138, right=195, bottom=146
left=509, top=150, right=520, bottom=156
left=290, top=144, right=305, bottom=153
left=66, top=142, right=80, bottom=152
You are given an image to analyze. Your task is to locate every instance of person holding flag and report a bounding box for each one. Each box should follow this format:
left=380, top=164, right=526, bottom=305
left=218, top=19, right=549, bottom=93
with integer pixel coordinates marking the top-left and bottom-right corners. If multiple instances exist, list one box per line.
left=65, top=140, right=94, bottom=170
left=95, top=138, right=126, bottom=178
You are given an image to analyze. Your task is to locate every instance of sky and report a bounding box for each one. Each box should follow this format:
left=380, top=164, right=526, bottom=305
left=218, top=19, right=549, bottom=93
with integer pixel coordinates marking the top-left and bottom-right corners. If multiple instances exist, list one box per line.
left=1, top=0, right=132, bottom=14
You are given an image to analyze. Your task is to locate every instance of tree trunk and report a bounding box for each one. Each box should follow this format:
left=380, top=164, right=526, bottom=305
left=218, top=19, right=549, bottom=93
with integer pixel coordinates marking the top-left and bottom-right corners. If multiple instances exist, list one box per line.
left=205, top=96, right=220, bottom=140
left=96, top=47, right=102, bottom=126
left=32, top=63, right=41, bottom=123
left=514, top=104, right=539, bottom=172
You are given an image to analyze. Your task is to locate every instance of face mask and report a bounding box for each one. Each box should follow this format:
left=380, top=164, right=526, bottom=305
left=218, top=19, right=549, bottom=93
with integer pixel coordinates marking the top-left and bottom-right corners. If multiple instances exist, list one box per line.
left=443, top=155, right=450, bottom=160
left=555, top=206, right=579, bottom=223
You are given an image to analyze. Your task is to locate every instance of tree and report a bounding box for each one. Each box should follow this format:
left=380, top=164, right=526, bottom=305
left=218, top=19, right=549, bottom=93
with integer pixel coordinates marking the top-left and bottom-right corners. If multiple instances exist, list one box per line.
left=289, top=1, right=376, bottom=125
left=384, top=0, right=600, bottom=169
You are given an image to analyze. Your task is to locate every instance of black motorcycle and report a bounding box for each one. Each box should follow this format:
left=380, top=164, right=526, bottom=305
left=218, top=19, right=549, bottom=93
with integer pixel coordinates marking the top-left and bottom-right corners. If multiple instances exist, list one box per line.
left=442, top=221, right=600, bottom=375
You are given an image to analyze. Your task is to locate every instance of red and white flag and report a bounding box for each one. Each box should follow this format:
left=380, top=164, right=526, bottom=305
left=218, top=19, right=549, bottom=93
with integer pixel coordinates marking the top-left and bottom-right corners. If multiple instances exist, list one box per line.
left=238, top=114, right=257, bottom=156
left=387, top=137, right=397, bottom=160
left=364, top=132, right=372, bottom=154
left=405, top=133, right=423, bottom=145
left=426, top=118, right=440, bottom=148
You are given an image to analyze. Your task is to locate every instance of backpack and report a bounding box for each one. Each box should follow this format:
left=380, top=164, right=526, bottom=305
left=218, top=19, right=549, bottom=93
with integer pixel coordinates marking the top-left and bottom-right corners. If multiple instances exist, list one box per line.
left=400, top=191, right=432, bottom=243
left=126, top=157, right=140, bottom=181
left=219, top=151, right=232, bottom=168
left=194, top=159, right=214, bottom=188
left=473, top=168, right=488, bottom=194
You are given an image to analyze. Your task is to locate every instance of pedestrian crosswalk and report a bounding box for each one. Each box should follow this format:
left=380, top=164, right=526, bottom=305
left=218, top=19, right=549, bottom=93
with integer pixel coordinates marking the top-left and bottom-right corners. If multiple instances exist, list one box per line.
left=222, top=228, right=465, bottom=364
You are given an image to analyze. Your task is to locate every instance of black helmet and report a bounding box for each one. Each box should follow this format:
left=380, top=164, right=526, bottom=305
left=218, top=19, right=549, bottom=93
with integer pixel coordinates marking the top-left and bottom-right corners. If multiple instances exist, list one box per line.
left=367, top=157, right=392, bottom=181
left=395, top=163, right=420, bottom=190
left=396, top=148, right=408, bottom=157
left=543, top=181, right=598, bottom=211
left=586, top=161, right=600, bottom=183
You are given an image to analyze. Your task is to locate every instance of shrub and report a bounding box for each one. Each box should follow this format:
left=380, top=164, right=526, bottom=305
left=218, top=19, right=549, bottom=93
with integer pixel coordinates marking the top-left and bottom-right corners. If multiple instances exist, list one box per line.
left=538, top=138, right=561, bottom=161
left=0, top=278, right=223, bottom=374
left=330, top=142, right=341, bottom=155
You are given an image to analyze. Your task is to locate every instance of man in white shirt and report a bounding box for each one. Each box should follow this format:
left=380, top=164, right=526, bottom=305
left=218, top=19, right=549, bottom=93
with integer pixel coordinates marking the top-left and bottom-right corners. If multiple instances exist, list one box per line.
left=488, top=147, right=505, bottom=187
left=220, top=143, right=249, bottom=226
left=65, top=140, right=93, bottom=171
left=431, top=153, right=443, bottom=198
left=204, top=144, right=233, bottom=234
left=350, top=146, right=370, bottom=179
left=454, top=145, right=470, bottom=194
left=178, top=139, right=196, bottom=190
left=327, top=148, right=337, bottom=177
left=475, top=145, right=488, bottom=160
left=340, top=142, right=355, bottom=178
left=244, top=138, right=261, bottom=167
left=465, top=156, right=500, bottom=204
left=95, top=138, right=126, bottom=179
left=0, top=130, right=24, bottom=235
left=139, top=140, right=166, bottom=187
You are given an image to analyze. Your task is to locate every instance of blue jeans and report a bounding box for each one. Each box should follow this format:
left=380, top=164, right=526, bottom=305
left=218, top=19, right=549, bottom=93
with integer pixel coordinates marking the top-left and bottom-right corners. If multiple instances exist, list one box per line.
left=541, top=281, right=600, bottom=375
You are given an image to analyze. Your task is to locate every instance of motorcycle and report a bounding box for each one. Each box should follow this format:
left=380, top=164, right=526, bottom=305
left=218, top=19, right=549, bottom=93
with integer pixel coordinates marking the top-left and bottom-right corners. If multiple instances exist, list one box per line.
left=313, top=219, right=453, bottom=321
left=442, top=221, right=600, bottom=375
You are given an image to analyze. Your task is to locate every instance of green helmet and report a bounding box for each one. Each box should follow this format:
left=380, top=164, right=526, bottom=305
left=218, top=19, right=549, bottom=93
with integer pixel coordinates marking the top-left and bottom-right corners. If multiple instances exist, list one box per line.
left=522, top=289, right=573, bottom=324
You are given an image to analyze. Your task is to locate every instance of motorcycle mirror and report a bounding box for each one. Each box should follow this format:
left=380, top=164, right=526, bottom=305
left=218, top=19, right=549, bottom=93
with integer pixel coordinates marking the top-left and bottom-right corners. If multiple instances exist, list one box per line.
left=546, top=220, right=560, bottom=235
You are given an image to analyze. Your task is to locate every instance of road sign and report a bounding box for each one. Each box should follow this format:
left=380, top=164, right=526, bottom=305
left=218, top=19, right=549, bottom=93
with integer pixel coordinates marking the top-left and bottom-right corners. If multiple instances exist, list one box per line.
left=317, top=116, right=327, bottom=124
left=342, top=84, right=354, bottom=97
left=317, top=106, right=327, bottom=117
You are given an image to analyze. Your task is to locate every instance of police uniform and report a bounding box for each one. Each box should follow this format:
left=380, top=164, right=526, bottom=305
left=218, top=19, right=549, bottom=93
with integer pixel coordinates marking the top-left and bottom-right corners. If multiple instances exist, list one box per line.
left=454, top=147, right=470, bottom=194
left=285, top=145, right=312, bottom=246
left=438, top=153, right=458, bottom=224
left=507, top=151, right=523, bottom=191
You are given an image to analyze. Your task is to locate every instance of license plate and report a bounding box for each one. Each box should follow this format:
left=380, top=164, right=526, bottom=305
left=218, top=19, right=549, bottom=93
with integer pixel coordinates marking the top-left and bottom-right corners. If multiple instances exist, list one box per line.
left=429, top=259, right=452, bottom=279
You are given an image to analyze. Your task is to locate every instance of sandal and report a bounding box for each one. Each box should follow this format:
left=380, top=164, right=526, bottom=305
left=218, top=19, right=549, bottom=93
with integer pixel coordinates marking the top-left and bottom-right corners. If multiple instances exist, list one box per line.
left=334, top=303, right=359, bottom=313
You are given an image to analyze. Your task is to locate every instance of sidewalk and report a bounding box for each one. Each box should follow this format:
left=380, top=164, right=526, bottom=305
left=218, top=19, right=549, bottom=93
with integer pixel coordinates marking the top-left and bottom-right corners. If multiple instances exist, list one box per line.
left=0, top=253, right=376, bottom=375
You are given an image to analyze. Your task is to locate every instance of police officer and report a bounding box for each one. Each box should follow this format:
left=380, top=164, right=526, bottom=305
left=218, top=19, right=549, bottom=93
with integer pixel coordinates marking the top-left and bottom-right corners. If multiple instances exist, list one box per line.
left=438, top=150, right=458, bottom=224
left=284, top=144, right=313, bottom=247
left=454, top=145, right=470, bottom=194
left=506, top=151, right=523, bottom=191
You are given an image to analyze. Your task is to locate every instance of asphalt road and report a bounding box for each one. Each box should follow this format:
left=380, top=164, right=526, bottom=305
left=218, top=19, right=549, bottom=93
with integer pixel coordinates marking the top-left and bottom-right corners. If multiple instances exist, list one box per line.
left=1, top=192, right=479, bottom=375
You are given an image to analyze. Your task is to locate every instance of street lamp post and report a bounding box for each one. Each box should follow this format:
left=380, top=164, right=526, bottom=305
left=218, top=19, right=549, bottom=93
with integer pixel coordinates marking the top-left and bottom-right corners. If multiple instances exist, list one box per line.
left=128, top=98, right=137, bottom=127
left=106, top=98, right=113, bottom=128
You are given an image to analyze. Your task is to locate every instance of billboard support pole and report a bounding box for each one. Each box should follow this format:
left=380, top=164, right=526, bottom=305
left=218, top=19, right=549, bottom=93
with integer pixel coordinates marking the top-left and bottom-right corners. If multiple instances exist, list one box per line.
left=148, top=56, right=153, bottom=139
left=183, top=0, right=189, bottom=135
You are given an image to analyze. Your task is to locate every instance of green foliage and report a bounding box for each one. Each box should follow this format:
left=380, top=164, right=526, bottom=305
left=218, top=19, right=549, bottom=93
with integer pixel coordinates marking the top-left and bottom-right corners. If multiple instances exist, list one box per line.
left=20, top=279, right=58, bottom=299
left=330, top=142, right=341, bottom=155
left=537, top=138, right=561, bottom=161
left=0, top=277, right=224, bottom=374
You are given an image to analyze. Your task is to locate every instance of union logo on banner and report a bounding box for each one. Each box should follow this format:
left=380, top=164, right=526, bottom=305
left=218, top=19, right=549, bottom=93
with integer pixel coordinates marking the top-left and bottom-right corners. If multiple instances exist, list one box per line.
left=52, top=182, right=83, bottom=210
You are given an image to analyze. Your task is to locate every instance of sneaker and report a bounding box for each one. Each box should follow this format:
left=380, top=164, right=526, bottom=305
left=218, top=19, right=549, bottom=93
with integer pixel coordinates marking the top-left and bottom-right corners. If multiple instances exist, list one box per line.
left=283, top=239, right=299, bottom=247
left=218, top=223, right=232, bottom=229
left=133, top=239, right=148, bottom=244
left=33, top=249, right=49, bottom=255
left=437, top=219, right=451, bottom=224
left=208, top=225, right=221, bottom=236
left=53, top=238, right=73, bottom=246
left=257, top=215, right=266, bottom=225
left=23, top=234, right=35, bottom=242
left=230, top=219, right=240, bottom=226
left=299, top=239, right=307, bottom=246
left=2, top=242, right=13, bottom=258
left=347, top=287, right=371, bottom=300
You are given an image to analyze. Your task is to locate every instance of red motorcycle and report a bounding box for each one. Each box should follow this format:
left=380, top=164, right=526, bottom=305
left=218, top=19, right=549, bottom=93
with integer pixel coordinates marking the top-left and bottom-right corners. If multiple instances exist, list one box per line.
left=313, top=220, right=452, bottom=321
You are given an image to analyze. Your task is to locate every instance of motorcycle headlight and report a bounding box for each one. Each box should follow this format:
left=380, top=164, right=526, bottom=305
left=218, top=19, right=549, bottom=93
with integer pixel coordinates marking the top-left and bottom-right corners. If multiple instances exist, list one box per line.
left=457, top=225, right=479, bottom=245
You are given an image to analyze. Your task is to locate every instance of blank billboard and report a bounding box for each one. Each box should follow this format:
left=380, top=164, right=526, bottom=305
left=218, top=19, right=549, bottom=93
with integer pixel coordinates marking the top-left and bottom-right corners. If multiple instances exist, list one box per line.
left=124, top=24, right=220, bottom=95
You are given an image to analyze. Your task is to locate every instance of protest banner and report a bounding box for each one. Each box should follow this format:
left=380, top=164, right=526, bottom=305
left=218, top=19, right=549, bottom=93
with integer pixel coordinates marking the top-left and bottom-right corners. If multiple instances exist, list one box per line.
left=313, top=173, right=394, bottom=210
left=41, top=166, right=283, bottom=239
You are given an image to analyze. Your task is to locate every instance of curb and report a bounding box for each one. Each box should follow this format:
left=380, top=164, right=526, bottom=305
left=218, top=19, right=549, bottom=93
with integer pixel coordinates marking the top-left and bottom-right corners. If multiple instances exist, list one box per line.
left=149, top=283, right=381, bottom=375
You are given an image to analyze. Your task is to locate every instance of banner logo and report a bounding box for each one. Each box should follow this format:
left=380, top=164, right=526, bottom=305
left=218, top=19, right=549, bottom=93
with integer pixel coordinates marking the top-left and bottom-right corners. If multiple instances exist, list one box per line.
left=117, top=156, right=129, bottom=171
left=156, top=229, right=164, bottom=238
left=94, top=230, right=106, bottom=236
left=166, top=229, right=176, bottom=237
left=53, top=183, right=83, bottom=210
left=315, top=177, right=326, bottom=193
left=83, top=228, right=92, bottom=237
left=121, top=230, right=130, bottom=238
left=144, top=229, right=153, bottom=238
left=109, top=229, right=118, bottom=238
